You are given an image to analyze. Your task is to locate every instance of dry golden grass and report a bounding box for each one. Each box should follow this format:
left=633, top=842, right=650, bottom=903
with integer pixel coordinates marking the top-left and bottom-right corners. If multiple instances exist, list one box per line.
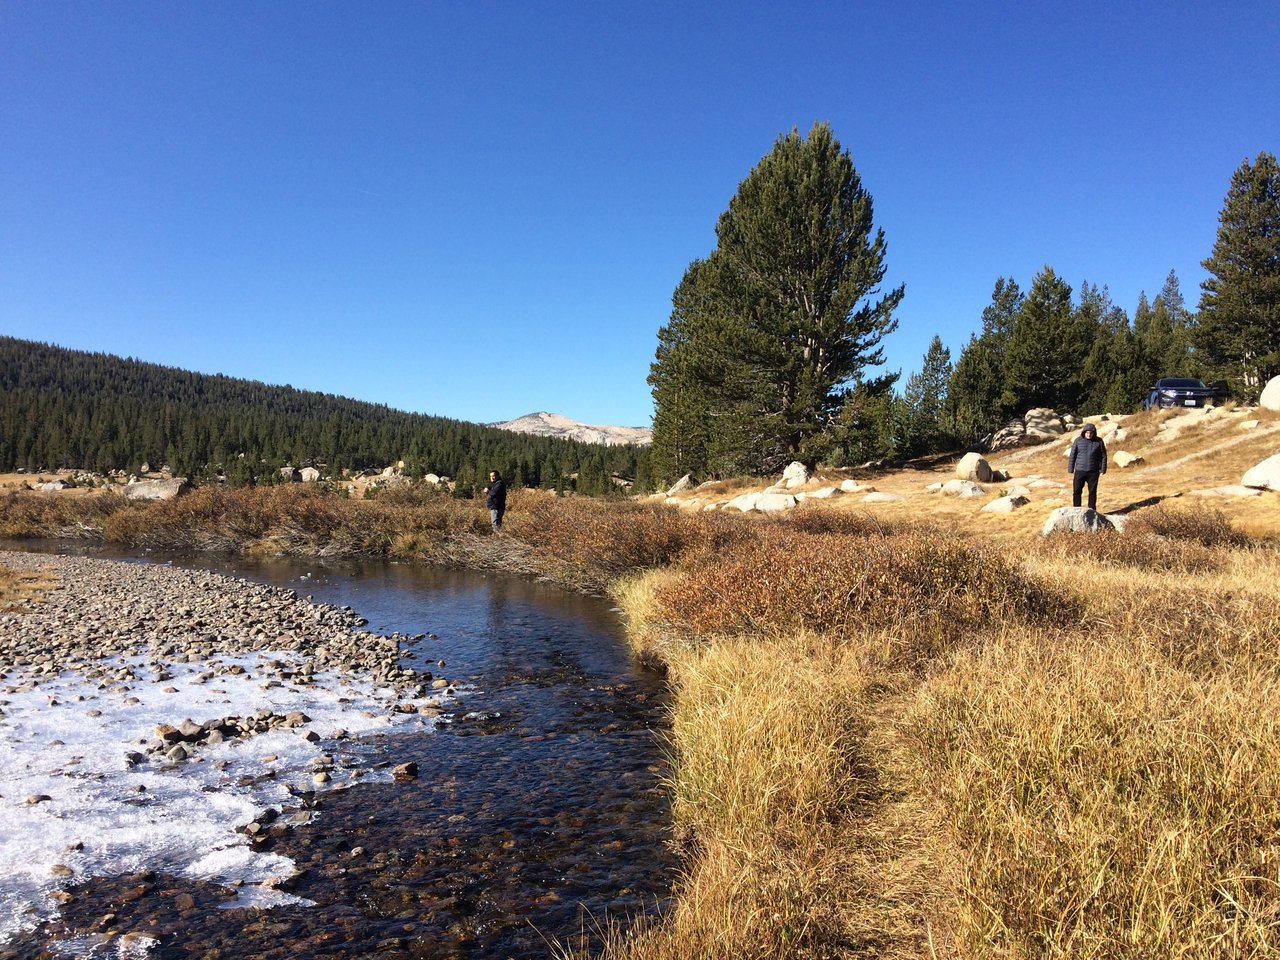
left=0, top=561, right=54, bottom=612
left=600, top=494, right=1280, bottom=959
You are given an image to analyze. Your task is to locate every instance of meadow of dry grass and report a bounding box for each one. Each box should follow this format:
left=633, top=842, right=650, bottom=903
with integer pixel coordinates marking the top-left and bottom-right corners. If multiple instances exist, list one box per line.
left=595, top=502, right=1280, bottom=959
left=4, top=404, right=1280, bottom=958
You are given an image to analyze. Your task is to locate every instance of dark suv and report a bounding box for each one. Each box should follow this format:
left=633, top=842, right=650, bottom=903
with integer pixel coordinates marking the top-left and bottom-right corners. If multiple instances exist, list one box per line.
left=1143, top=378, right=1228, bottom=410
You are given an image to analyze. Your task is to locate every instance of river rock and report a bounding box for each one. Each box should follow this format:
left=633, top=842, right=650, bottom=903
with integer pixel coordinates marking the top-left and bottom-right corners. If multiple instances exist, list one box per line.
left=943, top=479, right=987, bottom=498
left=982, top=495, right=1029, bottom=513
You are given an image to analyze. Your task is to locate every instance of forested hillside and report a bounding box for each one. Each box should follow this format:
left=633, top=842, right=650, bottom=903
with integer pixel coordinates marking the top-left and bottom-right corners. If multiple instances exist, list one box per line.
left=0, top=337, right=650, bottom=494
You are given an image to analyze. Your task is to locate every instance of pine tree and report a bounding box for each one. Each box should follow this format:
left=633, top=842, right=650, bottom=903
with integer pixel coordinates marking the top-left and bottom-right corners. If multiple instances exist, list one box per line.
left=1194, top=151, right=1280, bottom=396
left=945, top=278, right=1023, bottom=439
left=899, top=335, right=952, bottom=456
left=649, top=122, right=902, bottom=480
left=1001, top=267, right=1091, bottom=413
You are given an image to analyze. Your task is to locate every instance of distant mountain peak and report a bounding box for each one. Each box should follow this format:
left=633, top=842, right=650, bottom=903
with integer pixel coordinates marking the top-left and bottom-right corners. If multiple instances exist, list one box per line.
left=489, top=412, right=652, bottom=446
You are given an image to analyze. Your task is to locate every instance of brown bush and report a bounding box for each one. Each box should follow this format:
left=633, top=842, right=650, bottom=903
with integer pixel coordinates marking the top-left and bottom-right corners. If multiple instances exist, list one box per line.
left=0, top=490, right=122, bottom=538
left=654, top=527, right=1073, bottom=663
left=1127, top=503, right=1254, bottom=548
left=507, top=498, right=751, bottom=588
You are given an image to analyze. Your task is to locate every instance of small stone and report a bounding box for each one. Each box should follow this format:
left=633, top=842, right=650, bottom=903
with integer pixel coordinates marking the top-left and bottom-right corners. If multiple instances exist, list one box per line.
left=392, top=762, right=418, bottom=781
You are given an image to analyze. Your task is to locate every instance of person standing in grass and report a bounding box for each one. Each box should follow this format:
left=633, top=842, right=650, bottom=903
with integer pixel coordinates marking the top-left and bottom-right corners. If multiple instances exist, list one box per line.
left=1067, top=424, right=1107, bottom=511
left=484, top=470, right=507, bottom=532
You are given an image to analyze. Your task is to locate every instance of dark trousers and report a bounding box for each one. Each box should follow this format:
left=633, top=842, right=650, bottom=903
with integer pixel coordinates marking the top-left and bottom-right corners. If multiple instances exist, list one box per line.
left=1072, top=470, right=1100, bottom=511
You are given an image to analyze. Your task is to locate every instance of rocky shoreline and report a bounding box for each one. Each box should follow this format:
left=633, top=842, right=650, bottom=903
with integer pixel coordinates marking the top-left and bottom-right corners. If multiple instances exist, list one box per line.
left=0, top=550, right=451, bottom=692
left=0, top=550, right=455, bottom=774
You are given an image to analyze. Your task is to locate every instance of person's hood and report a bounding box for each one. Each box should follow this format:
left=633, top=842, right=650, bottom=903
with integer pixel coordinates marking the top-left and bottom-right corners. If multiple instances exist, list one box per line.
left=1081, top=424, right=1098, bottom=438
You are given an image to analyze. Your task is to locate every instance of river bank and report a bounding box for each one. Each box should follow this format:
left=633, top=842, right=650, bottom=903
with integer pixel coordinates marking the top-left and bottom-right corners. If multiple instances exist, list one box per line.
left=0, top=547, right=674, bottom=958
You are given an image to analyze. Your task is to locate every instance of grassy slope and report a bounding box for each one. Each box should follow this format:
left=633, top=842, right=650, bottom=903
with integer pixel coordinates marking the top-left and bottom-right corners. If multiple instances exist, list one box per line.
left=593, top=405, right=1280, bottom=959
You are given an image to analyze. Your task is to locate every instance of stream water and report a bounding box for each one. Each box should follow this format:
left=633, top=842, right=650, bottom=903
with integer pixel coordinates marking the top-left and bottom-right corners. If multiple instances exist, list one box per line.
left=1, top=546, right=675, bottom=959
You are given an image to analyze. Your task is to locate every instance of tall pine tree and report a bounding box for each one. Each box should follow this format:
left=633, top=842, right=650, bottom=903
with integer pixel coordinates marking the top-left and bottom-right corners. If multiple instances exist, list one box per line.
left=1194, top=151, right=1280, bottom=396
left=1000, top=267, right=1092, bottom=414
left=649, top=122, right=902, bottom=480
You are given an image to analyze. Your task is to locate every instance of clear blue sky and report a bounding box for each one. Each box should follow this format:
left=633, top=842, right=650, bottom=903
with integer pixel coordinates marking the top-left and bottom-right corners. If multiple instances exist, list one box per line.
left=2, top=2, right=1276, bottom=427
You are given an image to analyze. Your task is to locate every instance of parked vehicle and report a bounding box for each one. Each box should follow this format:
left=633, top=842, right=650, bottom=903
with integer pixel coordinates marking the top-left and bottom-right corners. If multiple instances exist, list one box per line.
left=1143, top=378, right=1228, bottom=410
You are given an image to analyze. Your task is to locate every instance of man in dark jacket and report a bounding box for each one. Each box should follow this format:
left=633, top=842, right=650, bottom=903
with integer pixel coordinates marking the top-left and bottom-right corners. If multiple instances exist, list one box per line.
left=484, top=470, right=507, bottom=531
left=1067, top=424, right=1108, bottom=511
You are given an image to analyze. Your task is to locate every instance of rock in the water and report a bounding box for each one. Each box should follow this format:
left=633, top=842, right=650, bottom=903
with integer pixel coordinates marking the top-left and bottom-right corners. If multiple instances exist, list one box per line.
left=1041, top=506, right=1115, bottom=535
left=956, top=452, right=993, bottom=483
left=1242, top=454, right=1280, bottom=491
left=392, top=762, right=418, bottom=780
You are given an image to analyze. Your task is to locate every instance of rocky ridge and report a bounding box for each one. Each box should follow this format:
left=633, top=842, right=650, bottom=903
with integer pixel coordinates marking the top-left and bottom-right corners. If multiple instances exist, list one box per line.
left=490, top=411, right=652, bottom=446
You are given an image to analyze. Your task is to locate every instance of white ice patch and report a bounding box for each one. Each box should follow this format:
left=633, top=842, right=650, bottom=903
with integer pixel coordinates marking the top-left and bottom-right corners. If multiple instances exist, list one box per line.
left=0, top=651, right=462, bottom=948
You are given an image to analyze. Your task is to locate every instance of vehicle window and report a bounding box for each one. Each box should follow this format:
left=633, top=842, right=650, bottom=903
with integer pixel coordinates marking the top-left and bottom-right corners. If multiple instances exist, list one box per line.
left=1159, top=378, right=1206, bottom=388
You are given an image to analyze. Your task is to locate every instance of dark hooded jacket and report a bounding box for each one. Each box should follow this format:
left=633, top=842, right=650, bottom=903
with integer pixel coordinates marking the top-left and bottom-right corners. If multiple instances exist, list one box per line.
left=486, top=476, right=507, bottom=511
left=1067, top=425, right=1108, bottom=474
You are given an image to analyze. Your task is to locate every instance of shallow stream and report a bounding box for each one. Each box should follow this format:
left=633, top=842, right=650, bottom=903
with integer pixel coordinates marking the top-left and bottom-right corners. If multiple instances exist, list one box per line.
left=1, top=546, right=675, bottom=959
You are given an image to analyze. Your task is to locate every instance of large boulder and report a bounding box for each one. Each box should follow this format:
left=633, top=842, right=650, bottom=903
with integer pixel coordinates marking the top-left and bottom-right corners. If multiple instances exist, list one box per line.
left=1041, top=506, right=1115, bottom=535
left=299, top=467, right=321, bottom=483
left=123, top=478, right=190, bottom=502
left=755, top=493, right=798, bottom=512
left=1260, top=376, right=1280, bottom=411
left=781, top=461, right=811, bottom=489
left=725, top=492, right=762, bottom=512
left=1024, top=408, right=1067, bottom=441
left=956, top=452, right=993, bottom=483
left=666, top=474, right=695, bottom=496
left=1113, top=451, right=1144, bottom=468
left=988, top=419, right=1026, bottom=452
left=1242, top=453, right=1280, bottom=491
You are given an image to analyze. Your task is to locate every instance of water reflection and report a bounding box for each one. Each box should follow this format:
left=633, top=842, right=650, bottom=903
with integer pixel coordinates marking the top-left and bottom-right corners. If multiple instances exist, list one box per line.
left=4, top=543, right=674, bottom=958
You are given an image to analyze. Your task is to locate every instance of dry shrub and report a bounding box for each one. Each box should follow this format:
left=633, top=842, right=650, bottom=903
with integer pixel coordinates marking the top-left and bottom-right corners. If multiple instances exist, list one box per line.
left=654, top=528, right=1072, bottom=663
left=783, top=504, right=899, bottom=537
left=0, top=490, right=121, bottom=537
left=1128, top=503, right=1254, bottom=548
left=1082, top=567, right=1280, bottom=675
left=908, top=630, right=1280, bottom=958
left=1034, top=528, right=1220, bottom=571
left=508, top=498, right=749, bottom=589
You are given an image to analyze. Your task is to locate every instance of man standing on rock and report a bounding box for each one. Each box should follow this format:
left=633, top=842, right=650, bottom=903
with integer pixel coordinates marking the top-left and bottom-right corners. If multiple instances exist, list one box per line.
left=484, top=470, right=507, bottom=532
left=1067, top=424, right=1107, bottom=511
